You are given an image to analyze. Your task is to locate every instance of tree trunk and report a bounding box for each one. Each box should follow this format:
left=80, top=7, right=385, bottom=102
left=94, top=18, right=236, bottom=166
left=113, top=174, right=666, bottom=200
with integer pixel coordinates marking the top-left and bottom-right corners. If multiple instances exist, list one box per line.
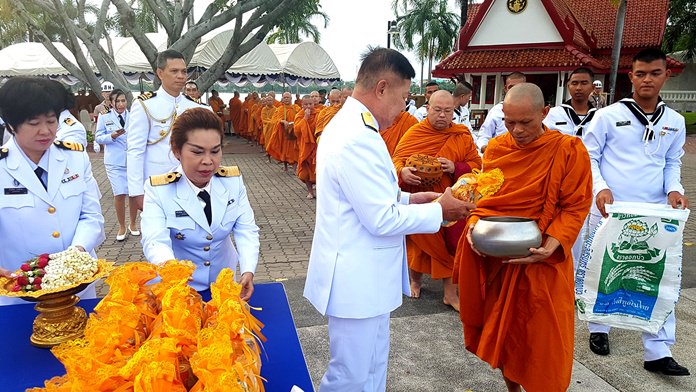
left=420, top=59, right=424, bottom=93
left=608, top=0, right=627, bottom=104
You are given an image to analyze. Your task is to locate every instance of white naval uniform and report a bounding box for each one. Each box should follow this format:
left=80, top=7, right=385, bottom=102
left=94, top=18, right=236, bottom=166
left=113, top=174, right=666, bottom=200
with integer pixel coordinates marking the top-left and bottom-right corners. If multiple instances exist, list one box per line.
left=0, top=138, right=105, bottom=305
left=304, top=96, right=443, bottom=391
left=126, top=87, right=207, bottom=197
left=95, top=109, right=129, bottom=195
left=476, top=102, right=506, bottom=150
left=140, top=165, right=260, bottom=292
left=405, top=100, right=417, bottom=116
left=453, top=105, right=473, bottom=130
left=583, top=100, right=686, bottom=361
left=56, top=110, right=88, bottom=146
left=413, top=104, right=428, bottom=121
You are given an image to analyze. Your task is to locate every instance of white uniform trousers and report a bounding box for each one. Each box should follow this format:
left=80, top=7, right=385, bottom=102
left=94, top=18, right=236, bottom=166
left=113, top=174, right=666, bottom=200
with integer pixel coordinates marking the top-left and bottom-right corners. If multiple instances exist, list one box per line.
left=586, top=212, right=676, bottom=361
left=319, top=313, right=390, bottom=392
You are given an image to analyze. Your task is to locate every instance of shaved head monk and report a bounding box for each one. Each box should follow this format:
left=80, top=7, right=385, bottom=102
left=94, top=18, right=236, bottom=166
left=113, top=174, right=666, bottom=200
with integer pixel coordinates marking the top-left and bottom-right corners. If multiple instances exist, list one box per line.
left=340, top=87, right=353, bottom=105
left=314, top=89, right=344, bottom=141
left=266, top=92, right=299, bottom=171
left=294, top=95, right=319, bottom=198
left=455, top=83, right=592, bottom=392
left=393, top=90, right=481, bottom=309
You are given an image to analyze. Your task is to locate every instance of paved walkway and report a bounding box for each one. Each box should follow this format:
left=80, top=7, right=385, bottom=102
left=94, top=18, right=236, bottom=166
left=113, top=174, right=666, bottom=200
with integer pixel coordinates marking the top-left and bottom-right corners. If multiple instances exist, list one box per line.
left=89, top=135, right=696, bottom=391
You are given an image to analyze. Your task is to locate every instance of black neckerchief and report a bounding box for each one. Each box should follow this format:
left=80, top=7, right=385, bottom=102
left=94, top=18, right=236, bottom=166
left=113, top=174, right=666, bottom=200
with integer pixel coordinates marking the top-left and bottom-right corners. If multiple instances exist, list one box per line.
left=620, top=98, right=666, bottom=142
left=561, top=99, right=596, bottom=136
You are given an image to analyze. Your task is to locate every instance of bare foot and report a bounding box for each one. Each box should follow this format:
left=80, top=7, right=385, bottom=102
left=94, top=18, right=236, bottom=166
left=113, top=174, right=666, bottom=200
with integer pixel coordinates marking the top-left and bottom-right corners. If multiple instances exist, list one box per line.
left=443, top=277, right=460, bottom=312
left=443, top=297, right=460, bottom=312
left=409, top=269, right=423, bottom=298
left=306, top=192, right=315, bottom=199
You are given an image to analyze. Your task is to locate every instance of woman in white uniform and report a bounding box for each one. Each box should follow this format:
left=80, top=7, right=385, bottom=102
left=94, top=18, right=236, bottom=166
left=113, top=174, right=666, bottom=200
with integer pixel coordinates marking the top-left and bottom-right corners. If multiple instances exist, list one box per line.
left=140, top=108, right=259, bottom=300
left=0, top=77, right=105, bottom=305
left=95, top=89, right=139, bottom=241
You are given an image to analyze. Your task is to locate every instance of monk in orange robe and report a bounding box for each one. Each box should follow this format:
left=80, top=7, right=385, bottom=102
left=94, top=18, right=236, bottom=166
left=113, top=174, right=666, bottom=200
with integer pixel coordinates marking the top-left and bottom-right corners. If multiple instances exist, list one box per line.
left=294, top=93, right=302, bottom=106
left=392, top=91, right=481, bottom=309
left=293, top=95, right=319, bottom=198
left=455, top=84, right=592, bottom=392
left=259, top=97, right=276, bottom=150
left=268, top=91, right=282, bottom=108
left=380, top=110, right=418, bottom=156
left=250, top=98, right=265, bottom=144
left=228, top=91, right=243, bottom=135
left=309, top=90, right=326, bottom=113
left=266, top=92, right=299, bottom=171
left=314, top=89, right=343, bottom=141
left=208, top=90, right=226, bottom=119
left=239, top=95, right=254, bottom=139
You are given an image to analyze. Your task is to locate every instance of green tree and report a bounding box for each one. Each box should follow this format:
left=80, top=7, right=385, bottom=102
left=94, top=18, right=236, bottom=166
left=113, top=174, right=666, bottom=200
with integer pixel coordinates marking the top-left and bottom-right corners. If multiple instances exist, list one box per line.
left=662, top=0, right=696, bottom=62
left=392, top=0, right=459, bottom=91
left=266, top=0, right=329, bottom=44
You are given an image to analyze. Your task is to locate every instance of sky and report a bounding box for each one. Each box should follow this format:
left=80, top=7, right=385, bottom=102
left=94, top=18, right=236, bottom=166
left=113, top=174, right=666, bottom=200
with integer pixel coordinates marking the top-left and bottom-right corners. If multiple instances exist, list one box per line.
left=193, top=0, right=464, bottom=82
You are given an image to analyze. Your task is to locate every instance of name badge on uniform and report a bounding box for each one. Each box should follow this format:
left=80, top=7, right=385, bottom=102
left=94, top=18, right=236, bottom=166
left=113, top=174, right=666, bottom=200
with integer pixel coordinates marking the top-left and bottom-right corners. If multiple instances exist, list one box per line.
left=616, top=120, right=631, bottom=127
left=175, top=210, right=189, bottom=217
left=61, top=174, right=80, bottom=183
left=555, top=121, right=568, bottom=125
left=4, top=187, right=28, bottom=195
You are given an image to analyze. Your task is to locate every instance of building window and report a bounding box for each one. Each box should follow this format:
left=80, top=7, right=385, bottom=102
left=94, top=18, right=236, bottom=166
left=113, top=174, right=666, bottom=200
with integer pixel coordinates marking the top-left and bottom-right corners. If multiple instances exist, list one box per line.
left=485, top=76, right=496, bottom=104
left=471, top=75, right=482, bottom=105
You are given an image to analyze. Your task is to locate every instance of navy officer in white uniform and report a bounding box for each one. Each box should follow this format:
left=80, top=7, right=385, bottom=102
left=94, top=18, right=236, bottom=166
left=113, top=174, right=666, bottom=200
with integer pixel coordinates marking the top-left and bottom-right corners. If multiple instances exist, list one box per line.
left=304, top=48, right=474, bottom=391
left=95, top=89, right=141, bottom=241
left=140, top=108, right=259, bottom=299
left=127, top=49, right=207, bottom=211
left=475, top=72, right=526, bottom=153
left=584, top=48, right=690, bottom=375
left=0, top=77, right=105, bottom=305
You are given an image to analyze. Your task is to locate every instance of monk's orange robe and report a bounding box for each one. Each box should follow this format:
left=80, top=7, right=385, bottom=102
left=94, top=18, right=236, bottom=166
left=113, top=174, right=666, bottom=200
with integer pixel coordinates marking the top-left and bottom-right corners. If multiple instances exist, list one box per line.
left=294, top=98, right=302, bottom=106
left=273, top=100, right=282, bottom=108
left=209, top=96, right=225, bottom=117
left=293, top=109, right=318, bottom=182
left=266, top=104, right=299, bottom=163
left=453, top=129, right=592, bottom=392
left=380, top=111, right=418, bottom=156
left=392, top=119, right=481, bottom=278
left=259, top=106, right=275, bottom=146
left=239, top=99, right=254, bottom=138
left=228, top=97, right=243, bottom=133
left=247, top=103, right=262, bottom=141
left=314, top=104, right=341, bottom=140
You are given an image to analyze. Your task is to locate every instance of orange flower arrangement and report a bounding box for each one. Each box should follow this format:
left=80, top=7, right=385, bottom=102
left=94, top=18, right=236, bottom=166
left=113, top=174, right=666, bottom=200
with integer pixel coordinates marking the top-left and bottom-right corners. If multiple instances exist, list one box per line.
left=27, top=261, right=265, bottom=392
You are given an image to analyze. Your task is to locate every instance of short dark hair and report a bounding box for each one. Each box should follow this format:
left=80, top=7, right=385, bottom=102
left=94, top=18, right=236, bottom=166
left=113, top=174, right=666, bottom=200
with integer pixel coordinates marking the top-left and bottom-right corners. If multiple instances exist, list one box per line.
left=156, top=49, right=185, bottom=70
left=43, top=79, right=75, bottom=110
left=453, top=82, right=473, bottom=96
left=425, top=81, right=439, bottom=88
left=109, top=89, right=126, bottom=103
left=318, top=89, right=327, bottom=95
left=633, top=48, right=667, bottom=65
left=211, top=89, right=218, bottom=94
left=506, top=72, right=526, bottom=82
left=170, top=108, right=223, bottom=154
left=356, top=47, right=415, bottom=88
left=0, top=77, right=64, bottom=132
left=570, top=67, right=594, bottom=79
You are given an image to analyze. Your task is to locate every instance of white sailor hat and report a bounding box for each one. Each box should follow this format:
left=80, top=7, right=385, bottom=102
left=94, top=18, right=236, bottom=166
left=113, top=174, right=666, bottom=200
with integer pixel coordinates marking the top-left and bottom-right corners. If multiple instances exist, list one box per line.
left=593, top=80, right=603, bottom=88
left=101, top=81, right=114, bottom=92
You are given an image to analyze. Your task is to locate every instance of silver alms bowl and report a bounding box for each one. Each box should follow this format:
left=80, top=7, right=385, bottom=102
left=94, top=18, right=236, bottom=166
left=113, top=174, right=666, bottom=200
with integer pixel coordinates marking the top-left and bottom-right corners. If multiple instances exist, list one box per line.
left=471, top=216, right=542, bottom=258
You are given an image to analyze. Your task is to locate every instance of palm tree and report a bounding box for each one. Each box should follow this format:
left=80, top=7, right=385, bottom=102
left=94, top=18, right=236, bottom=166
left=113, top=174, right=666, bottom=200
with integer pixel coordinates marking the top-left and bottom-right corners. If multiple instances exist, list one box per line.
left=662, top=0, right=696, bottom=62
left=392, top=0, right=459, bottom=91
left=266, top=0, right=329, bottom=44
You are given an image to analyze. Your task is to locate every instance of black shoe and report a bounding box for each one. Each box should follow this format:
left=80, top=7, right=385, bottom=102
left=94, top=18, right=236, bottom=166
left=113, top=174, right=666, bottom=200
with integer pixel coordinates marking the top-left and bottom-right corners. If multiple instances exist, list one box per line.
left=589, top=333, right=610, bottom=355
left=644, top=357, right=690, bottom=376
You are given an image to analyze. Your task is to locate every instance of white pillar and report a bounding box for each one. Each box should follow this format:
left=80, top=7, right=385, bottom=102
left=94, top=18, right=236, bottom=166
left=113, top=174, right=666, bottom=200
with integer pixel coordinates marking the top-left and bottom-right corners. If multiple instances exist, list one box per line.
left=556, top=71, right=567, bottom=106
left=479, top=74, right=487, bottom=110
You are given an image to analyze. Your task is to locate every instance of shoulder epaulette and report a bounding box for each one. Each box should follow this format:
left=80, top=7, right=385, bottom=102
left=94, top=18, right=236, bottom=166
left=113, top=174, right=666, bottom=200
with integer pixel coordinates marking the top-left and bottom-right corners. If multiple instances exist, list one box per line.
left=63, top=117, right=77, bottom=126
left=184, top=95, right=208, bottom=106
left=149, top=172, right=182, bottom=186
left=137, top=91, right=156, bottom=101
left=361, top=112, right=378, bottom=132
left=100, top=107, right=109, bottom=115
left=54, top=140, right=84, bottom=152
left=0, top=147, right=8, bottom=160
left=215, top=166, right=241, bottom=177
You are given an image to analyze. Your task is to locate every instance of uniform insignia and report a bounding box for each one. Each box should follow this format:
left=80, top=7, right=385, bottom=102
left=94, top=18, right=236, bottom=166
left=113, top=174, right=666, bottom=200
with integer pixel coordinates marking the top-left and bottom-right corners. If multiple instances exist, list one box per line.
left=137, top=91, right=157, bottom=101
left=175, top=232, right=185, bottom=240
left=215, top=166, right=241, bottom=177
left=616, top=120, right=631, bottom=127
left=100, top=107, right=109, bottom=115
left=63, top=117, right=77, bottom=126
left=507, top=0, right=527, bottom=14
left=159, top=130, right=168, bottom=136
left=64, top=168, right=70, bottom=174
left=662, top=126, right=679, bottom=132
left=4, top=187, right=28, bottom=195
left=175, top=210, right=189, bottom=217
left=54, top=140, right=85, bottom=152
left=61, top=174, right=80, bottom=184
left=0, top=147, right=8, bottom=160
left=361, top=112, right=378, bottom=132
left=149, top=172, right=182, bottom=186
left=227, top=199, right=235, bottom=205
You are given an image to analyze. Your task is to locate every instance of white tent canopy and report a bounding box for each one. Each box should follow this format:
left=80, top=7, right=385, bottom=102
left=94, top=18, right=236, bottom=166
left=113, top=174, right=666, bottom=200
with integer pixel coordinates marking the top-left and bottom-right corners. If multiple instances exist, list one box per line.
left=112, top=33, right=168, bottom=74
left=269, top=42, right=341, bottom=85
left=0, top=42, right=79, bottom=77
left=190, top=30, right=283, bottom=76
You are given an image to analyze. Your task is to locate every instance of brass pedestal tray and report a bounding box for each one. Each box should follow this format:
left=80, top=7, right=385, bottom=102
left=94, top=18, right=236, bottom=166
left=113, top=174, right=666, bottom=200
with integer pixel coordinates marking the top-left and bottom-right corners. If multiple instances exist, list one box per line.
left=0, top=259, right=114, bottom=348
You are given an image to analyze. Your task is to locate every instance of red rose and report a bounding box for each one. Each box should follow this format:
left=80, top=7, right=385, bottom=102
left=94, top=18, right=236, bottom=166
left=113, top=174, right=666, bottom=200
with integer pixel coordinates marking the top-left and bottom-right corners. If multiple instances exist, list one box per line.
left=39, top=254, right=49, bottom=263
left=12, top=285, right=21, bottom=292
left=20, top=264, right=31, bottom=272
left=36, top=269, right=45, bottom=277
left=33, top=284, right=42, bottom=291
left=37, top=259, right=49, bottom=268
left=33, top=277, right=42, bottom=285
left=16, top=276, right=29, bottom=286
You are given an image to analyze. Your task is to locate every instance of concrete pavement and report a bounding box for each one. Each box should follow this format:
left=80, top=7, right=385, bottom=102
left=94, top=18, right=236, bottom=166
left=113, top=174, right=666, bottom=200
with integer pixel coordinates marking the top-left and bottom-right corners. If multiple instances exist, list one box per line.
left=90, top=135, right=696, bottom=391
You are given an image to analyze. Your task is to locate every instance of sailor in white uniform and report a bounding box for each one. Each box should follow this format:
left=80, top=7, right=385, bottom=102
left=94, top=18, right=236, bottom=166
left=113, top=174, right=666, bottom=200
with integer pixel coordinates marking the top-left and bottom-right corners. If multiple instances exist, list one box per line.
left=475, top=72, right=526, bottom=153
left=140, top=108, right=259, bottom=298
left=452, top=82, right=474, bottom=131
left=413, top=81, right=439, bottom=121
left=127, top=50, right=207, bottom=210
left=0, top=77, right=105, bottom=305
left=583, top=49, right=689, bottom=376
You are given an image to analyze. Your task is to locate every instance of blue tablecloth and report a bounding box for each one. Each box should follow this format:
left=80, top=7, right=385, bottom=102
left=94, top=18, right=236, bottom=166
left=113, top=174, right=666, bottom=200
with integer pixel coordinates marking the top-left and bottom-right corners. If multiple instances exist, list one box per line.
left=0, top=282, right=313, bottom=392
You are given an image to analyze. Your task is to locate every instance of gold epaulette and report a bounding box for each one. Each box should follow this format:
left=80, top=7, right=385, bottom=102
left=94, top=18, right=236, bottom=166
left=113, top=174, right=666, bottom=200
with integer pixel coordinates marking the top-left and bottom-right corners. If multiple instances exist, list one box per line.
left=54, top=140, right=84, bottom=152
left=63, top=117, right=77, bottom=126
left=215, top=166, right=241, bottom=177
left=150, top=172, right=182, bottom=186
left=137, top=91, right=157, bottom=101
left=100, top=107, right=109, bottom=115
left=0, top=147, right=8, bottom=160
left=361, top=112, right=378, bottom=132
